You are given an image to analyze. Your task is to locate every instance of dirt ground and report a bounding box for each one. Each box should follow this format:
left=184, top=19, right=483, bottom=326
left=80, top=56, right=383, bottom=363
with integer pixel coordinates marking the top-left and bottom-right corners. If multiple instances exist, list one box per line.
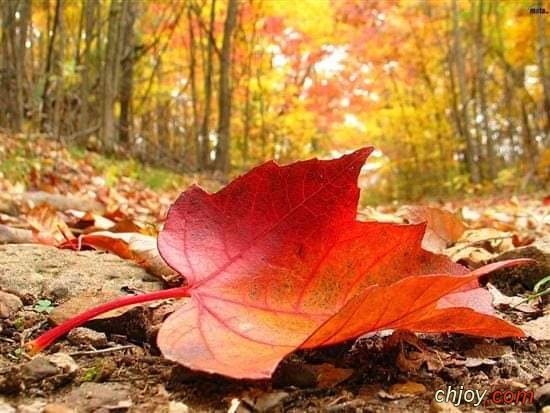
left=0, top=243, right=549, bottom=413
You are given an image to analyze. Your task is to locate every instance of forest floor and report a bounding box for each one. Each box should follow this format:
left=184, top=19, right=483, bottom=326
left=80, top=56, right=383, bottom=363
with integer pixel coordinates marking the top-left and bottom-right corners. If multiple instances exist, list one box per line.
left=0, top=133, right=549, bottom=412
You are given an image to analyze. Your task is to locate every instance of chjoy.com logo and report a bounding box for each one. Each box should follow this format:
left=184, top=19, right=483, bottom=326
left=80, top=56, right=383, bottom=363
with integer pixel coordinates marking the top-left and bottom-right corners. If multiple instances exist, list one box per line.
left=434, top=385, right=534, bottom=408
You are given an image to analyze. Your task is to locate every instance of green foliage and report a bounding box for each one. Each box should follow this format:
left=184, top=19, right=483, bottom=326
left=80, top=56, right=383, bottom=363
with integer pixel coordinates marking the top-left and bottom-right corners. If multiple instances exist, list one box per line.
left=33, top=299, right=55, bottom=314
left=530, top=275, right=550, bottom=302
left=12, top=347, right=23, bottom=359
left=0, top=145, right=39, bottom=184
left=3, top=136, right=185, bottom=192
left=13, top=318, right=25, bottom=331
left=87, top=154, right=184, bottom=190
left=81, top=367, right=101, bottom=382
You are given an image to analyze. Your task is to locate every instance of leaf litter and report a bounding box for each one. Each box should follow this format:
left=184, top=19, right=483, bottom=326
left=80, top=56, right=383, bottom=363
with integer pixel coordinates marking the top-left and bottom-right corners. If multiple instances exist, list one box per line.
left=0, top=136, right=549, bottom=411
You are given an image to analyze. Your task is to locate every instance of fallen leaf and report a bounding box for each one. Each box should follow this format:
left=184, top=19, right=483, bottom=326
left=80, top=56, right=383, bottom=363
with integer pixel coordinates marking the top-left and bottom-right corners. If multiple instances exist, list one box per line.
left=400, top=206, right=466, bottom=252
left=32, top=148, right=527, bottom=379
left=65, top=210, right=115, bottom=231
left=464, top=357, right=496, bottom=368
left=487, top=283, right=540, bottom=314
left=108, top=219, right=142, bottom=234
left=26, top=203, right=74, bottom=245
left=302, top=268, right=522, bottom=351
left=156, top=149, right=523, bottom=378
left=60, top=233, right=134, bottom=260
left=388, top=381, right=427, bottom=397
left=520, top=313, right=550, bottom=340
left=512, top=233, right=535, bottom=247
left=386, top=330, right=448, bottom=372
left=444, top=228, right=516, bottom=267
left=308, top=363, right=354, bottom=388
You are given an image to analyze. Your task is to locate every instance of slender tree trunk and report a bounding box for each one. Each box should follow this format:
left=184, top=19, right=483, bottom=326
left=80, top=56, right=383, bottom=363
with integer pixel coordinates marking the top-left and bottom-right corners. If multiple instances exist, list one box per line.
left=15, top=0, right=30, bottom=132
left=40, top=0, right=60, bottom=132
left=52, top=0, right=65, bottom=138
left=0, top=0, right=30, bottom=131
left=199, top=0, right=216, bottom=170
left=520, top=99, right=538, bottom=173
left=187, top=3, right=200, bottom=168
left=119, top=0, right=137, bottom=144
left=79, top=0, right=97, bottom=139
left=536, top=0, right=550, bottom=140
left=475, top=0, right=496, bottom=179
left=100, top=0, right=127, bottom=152
left=242, top=15, right=257, bottom=167
left=451, top=0, right=480, bottom=183
left=215, top=0, right=239, bottom=173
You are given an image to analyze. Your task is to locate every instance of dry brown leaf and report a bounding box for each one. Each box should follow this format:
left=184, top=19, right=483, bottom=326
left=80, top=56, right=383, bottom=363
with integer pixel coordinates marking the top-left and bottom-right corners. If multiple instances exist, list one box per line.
left=65, top=209, right=115, bottom=231
left=521, top=313, right=550, bottom=340
left=487, top=283, right=540, bottom=314
left=464, top=343, right=513, bottom=359
left=399, top=206, right=466, bottom=253
left=308, top=363, right=354, bottom=389
left=0, top=224, right=33, bottom=244
left=388, top=381, right=427, bottom=397
left=26, top=203, right=74, bottom=245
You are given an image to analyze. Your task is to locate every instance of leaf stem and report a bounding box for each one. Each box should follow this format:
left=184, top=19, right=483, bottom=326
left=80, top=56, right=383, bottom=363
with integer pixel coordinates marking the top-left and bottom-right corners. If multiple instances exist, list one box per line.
left=28, top=287, right=191, bottom=353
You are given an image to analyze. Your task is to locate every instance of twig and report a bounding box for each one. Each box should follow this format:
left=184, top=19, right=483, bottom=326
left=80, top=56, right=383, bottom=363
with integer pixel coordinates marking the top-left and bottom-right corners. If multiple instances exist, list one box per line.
left=69, top=345, right=136, bottom=357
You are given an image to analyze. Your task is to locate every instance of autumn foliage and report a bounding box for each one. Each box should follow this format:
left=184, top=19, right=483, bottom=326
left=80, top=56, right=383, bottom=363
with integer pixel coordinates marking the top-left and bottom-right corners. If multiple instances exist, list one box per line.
left=31, top=148, right=525, bottom=379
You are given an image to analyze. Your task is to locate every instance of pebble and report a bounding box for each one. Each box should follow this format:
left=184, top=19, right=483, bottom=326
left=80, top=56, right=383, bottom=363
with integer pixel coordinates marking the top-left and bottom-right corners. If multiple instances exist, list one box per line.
left=47, top=285, right=70, bottom=301
left=0, top=291, right=23, bottom=318
left=0, top=399, right=16, bottom=413
left=535, top=383, right=550, bottom=409
left=17, top=400, right=47, bottom=413
left=272, top=363, right=316, bottom=388
left=64, top=382, right=131, bottom=413
left=254, top=391, right=289, bottom=412
left=47, top=353, right=79, bottom=374
left=43, top=404, right=76, bottom=413
left=67, top=327, right=108, bottom=348
left=0, top=368, right=23, bottom=394
left=430, top=400, right=462, bottom=413
left=22, top=357, right=59, bottom=381
left=168, top=401, right=190, bottom=413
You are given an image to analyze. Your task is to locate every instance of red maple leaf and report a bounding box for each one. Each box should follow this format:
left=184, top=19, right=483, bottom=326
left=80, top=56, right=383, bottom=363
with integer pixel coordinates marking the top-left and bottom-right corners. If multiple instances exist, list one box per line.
left=31, top=148, right=525, bottom=379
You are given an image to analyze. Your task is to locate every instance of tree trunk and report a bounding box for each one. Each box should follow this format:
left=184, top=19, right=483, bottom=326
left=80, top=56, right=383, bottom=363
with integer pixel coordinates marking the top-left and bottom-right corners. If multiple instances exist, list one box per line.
left=198, top=0, right=216, bottom=170
left=52, top=0, right=65, bottom=138
left=186, top=3, right=200, bottom=168
left=475, top=0, right=496, bottom=179
left=536, top=0, right=550, bottom=140
left=100, top=0, right=127, bottom=152
left=78, top=0, right=98, bottom=140
left=215, top=0, right=239, bottom=174
left=0, top=0, right=30, bottom=131
left=241, top=13, right=257, bottom=168
left=451, top=0, right=480, bottom=183
left=40, top=0, right=64, bottom=135
left=119, top=0, right=137, bottom=144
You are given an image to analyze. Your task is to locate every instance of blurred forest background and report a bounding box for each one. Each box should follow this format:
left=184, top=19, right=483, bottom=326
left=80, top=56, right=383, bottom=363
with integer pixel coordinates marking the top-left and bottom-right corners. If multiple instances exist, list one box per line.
left=0, top=0, right=548, bottom=202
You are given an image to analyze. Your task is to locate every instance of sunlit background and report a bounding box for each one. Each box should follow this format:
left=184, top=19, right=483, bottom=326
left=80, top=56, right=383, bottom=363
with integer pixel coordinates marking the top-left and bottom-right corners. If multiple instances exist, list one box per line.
left=0, top=0, right=548, bottom=201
